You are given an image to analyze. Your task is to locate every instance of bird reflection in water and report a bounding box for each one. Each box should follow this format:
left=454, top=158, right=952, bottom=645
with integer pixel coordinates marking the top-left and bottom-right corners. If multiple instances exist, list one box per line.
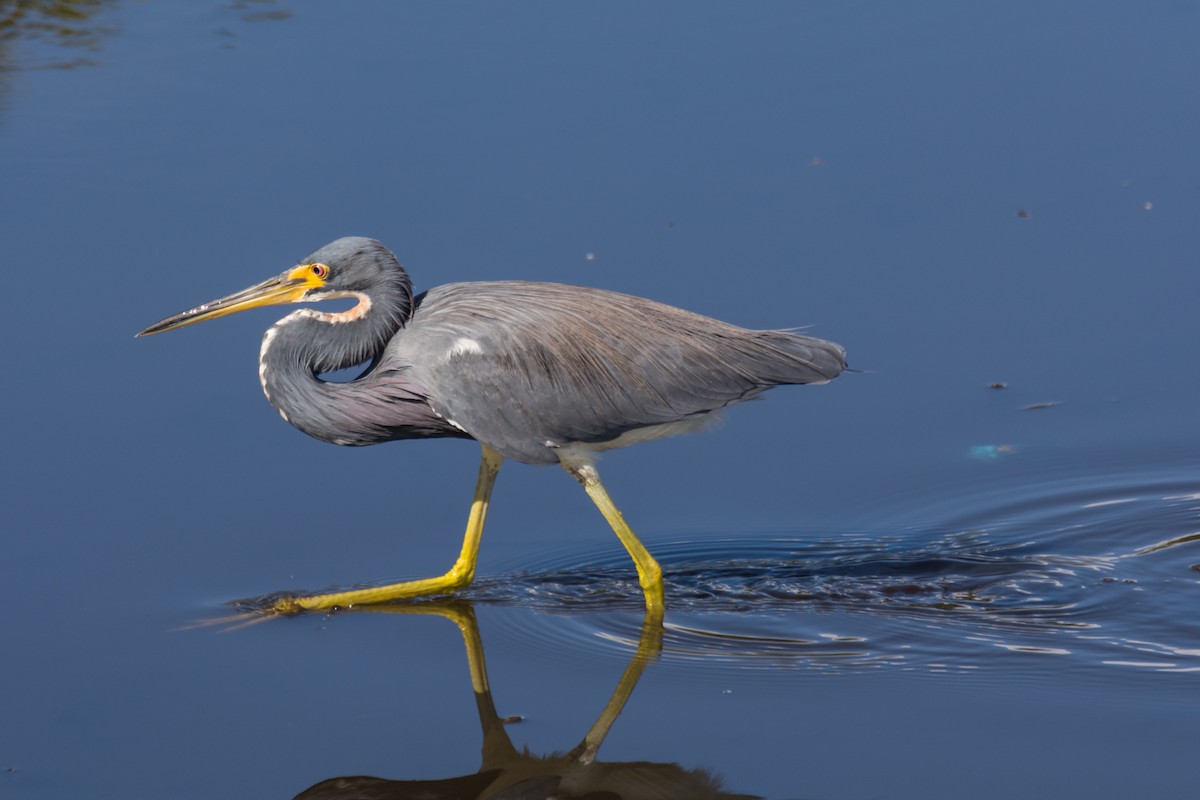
left=293, top=603, right=758, bottom=800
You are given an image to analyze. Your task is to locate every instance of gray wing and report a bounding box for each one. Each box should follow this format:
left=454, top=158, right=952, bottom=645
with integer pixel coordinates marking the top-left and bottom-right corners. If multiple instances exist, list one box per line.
left=385, top=281, right=845, bottom=464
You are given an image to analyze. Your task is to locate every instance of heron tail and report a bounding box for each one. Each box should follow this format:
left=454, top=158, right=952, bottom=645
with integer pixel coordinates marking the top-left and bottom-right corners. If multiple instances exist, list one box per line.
left=755, top=330, right=847, bottom=386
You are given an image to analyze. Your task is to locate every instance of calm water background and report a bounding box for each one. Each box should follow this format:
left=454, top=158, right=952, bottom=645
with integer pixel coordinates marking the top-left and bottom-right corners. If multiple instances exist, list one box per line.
left=2, top=2, right=1198, bottom=798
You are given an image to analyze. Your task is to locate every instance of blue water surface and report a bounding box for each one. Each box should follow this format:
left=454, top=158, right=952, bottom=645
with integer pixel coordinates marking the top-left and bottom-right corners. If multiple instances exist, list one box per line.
left=1, top=2, right=1197, bottom=799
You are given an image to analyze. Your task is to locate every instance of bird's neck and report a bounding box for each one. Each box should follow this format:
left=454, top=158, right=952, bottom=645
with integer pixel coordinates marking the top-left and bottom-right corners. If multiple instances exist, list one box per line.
left=256, top=281, right=430, bottom=446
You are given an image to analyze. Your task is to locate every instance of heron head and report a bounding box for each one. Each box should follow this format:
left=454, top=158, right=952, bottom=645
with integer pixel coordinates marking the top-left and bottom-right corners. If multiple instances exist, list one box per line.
left=136, top=237, right=407, bottom=337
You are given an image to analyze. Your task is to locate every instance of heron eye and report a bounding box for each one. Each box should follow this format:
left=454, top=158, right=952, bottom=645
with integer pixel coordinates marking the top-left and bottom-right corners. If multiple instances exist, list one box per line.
left=311, top=263, right=329, bottom=279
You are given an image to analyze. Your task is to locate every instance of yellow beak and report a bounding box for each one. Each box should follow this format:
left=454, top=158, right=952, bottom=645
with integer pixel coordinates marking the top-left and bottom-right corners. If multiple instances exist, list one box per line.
left=136, top=265, right=326, bottom=337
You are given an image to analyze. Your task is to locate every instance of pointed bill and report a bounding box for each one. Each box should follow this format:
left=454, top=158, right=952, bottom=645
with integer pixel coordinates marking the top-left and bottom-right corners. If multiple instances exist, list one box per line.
left=136, top=264, right=327, bottom=337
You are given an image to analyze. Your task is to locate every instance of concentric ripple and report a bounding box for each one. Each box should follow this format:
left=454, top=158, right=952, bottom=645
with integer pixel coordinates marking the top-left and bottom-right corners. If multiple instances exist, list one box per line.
left=469, top=452, right=1200, bottom=678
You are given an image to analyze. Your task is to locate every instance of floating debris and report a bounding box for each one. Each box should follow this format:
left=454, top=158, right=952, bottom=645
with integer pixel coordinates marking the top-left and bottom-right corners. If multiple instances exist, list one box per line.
left=1016, top=209, right=1032, bottom=218
left=969, top=444, right=1017, bottom=460
left=1024, top=402, right=1061, bottom=411
left=989, top=382, right=1007, bottom=389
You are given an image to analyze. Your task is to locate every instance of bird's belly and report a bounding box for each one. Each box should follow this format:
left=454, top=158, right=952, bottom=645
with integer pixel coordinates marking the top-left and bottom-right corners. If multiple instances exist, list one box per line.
left=546, top=413, right=720, bottom=466
left=577, top=414, right=719, bottom=451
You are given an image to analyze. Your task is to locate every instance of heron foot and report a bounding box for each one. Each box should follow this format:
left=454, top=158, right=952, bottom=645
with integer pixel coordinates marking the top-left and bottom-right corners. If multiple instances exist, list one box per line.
left=221, top=590, right=317, bottom=616
left=236, top=571, right=476, bottom=615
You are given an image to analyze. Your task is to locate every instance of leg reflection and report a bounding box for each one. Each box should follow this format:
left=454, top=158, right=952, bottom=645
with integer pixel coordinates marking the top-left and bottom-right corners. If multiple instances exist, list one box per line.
left=293, top=602, right=756, bottom=800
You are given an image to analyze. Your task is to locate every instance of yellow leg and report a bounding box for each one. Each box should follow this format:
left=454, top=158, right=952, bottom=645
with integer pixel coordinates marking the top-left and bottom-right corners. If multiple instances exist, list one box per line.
left=272, top=445, right=504, bottom=614
left=563, top=460, right=665, bottom=614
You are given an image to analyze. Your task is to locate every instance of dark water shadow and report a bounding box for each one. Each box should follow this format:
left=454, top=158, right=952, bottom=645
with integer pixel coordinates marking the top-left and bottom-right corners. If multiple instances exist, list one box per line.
left=0, top=0, right=294, bottom=86
left=0, top=0, right=116, bottom=75
left=290, top=602, right=759, bottom=800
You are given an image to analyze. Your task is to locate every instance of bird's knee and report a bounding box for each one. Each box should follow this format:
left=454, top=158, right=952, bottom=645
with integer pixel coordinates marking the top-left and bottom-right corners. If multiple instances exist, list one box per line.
left=562, top=460, right=600, bottom=487
left=639, top=560, right=663, bottom=588
left=445, top=564, right=475, bottom=589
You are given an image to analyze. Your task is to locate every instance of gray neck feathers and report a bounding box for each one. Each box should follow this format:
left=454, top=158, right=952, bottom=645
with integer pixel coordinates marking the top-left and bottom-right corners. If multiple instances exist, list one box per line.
left=258, top=278, right=458, bottom=445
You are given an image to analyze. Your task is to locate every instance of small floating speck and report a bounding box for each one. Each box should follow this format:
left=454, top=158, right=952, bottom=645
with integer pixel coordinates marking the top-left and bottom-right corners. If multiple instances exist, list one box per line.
left=968, top=444, right=1016, bottom=460
left=1016, top=209, right=1031, bottom=218
left=1023, top=401, right=1061, bottom=410
left=1141, top=201, right=1153, bottom=211
left=585, top=252, right=597, bottom=261
left=989, top=382, right=1007, bottom=389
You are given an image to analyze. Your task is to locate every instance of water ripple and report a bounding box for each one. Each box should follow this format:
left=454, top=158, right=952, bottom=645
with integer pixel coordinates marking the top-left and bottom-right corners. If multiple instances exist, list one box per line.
left=462, top=455, right=1200, bottom=679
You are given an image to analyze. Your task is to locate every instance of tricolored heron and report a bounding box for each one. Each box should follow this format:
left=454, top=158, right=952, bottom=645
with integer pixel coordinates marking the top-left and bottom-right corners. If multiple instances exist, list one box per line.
left=138, top=237, right=846, bottom=615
